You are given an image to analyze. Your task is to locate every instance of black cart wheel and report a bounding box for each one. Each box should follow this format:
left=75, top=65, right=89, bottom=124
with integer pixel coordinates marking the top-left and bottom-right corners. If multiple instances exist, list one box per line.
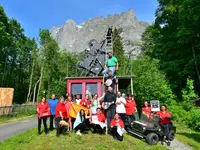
left=167, top=130, right=175, bottom=141
left=146, top=133, right=159, bottom=145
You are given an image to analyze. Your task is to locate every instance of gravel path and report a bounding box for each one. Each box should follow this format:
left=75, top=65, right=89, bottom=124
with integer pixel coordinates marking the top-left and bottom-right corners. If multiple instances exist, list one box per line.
left=167, top=138, right=193, bottom=150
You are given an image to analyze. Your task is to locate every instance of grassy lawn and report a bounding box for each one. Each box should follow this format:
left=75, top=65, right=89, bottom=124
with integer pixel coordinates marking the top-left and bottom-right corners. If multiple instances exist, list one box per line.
left=0, top=128, right=167, bottom=150
left=175, top=123, right=200, bottom=150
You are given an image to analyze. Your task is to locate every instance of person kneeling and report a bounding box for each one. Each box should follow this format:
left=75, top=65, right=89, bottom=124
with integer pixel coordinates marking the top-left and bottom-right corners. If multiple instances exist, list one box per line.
left=55, top=96, right=68, bottom=137
left=91, top=108, right=106, bottom=134
left=110, top=113, right=126, bottom=141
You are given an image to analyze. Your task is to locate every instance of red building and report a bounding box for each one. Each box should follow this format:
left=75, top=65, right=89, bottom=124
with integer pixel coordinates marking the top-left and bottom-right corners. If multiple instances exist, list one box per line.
left=66, top=76, right=133, bottom=99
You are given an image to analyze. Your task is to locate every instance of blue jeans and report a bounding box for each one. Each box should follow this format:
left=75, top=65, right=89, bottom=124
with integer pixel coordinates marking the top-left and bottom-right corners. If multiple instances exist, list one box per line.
left=103, top=67, right=116, bottom=77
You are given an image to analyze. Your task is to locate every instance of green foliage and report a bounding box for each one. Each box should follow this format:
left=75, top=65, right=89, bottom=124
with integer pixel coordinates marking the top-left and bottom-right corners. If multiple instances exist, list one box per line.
left=132, top=55, right=174, bottom=108
left=142, top=0, right=200, bottom=97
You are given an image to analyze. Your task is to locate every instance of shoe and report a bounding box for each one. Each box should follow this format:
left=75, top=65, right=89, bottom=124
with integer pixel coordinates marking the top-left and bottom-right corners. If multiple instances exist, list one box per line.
left=38, top=132, right=41, bottom=136
left=56, top=134, right=59, bottom=137
left=167, top=141, right=171, bottom=146
left=45, top=132, right=49, bottom=135
left=161, top=141, right=164, bottom=145
left=76, top=131, right=82, bottom=136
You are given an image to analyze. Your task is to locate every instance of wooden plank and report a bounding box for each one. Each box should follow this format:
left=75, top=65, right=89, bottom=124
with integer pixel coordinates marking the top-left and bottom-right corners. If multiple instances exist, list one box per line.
left=0, top=88, right=14, bottom=106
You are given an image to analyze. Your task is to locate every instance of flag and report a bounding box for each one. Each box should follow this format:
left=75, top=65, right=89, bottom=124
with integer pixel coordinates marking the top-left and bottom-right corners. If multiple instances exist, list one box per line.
left=69, top=102, right=89, bottom=118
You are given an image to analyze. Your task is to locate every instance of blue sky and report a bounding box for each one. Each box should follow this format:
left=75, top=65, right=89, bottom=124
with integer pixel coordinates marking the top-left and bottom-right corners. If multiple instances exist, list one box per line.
left=0, top=0, right=158, bottom=38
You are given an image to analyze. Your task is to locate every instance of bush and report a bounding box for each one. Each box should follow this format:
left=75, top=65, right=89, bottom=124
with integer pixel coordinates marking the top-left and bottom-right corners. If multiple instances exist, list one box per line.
left=132, top=56, right=174, bottom=108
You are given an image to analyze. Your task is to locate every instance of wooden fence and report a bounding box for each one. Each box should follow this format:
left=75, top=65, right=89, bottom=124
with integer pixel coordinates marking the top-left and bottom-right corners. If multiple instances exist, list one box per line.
left=0, top=104, right=37, bottom=116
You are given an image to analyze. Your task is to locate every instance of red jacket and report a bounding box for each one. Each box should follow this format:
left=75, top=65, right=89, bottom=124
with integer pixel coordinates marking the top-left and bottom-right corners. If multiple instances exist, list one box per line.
left=110, top=119, right=124, bottom=128
left=156, top=111, right=172, bottom=125
left=125, top=99, right=136, bottom=115
left=55, top=102, right=67, bottom=119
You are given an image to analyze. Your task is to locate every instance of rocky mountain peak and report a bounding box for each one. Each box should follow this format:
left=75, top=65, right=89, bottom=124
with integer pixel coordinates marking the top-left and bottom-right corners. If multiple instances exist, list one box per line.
left=50, top=9, right=148, bottom=54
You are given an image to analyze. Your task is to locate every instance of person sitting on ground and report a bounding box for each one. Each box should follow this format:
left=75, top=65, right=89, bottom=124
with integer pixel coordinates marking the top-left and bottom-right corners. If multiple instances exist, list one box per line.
left=75, top=94, right=82, bottom=105
left=110, top=113, right=126, bottom=141
left=73, top=109, right=90, bottom=136
left=103, top=51, right=119, bottom=77
left=116, top=91, right=126, bottom=124
left=55, top=96, right=68, bottom=137
left=125, top=94, right=137, bottom=130
left=104, top=70, right=118, bottom=91
left=156, top=104, right=172, bottom=146
left=142, top=101, right=152, bottom=119
left=80, top=94, right=91, bottom=109
left=37, top=97, right=50, bottom=135
left=48, top=94, right=59, bottom=130
left=90, top=108, right=106, bottom=134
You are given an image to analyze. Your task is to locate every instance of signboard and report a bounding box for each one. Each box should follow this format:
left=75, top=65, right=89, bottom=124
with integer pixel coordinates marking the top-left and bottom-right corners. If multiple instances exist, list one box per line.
left=150, top=100, right=160, bottom=112
left=0, top=88, right=14, bottom=106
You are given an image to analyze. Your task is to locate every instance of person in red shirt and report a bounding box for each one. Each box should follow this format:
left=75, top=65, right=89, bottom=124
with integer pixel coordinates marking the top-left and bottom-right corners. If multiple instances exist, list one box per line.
left=90, top=108, right=106, bottom=134
left=80, top=94, right=91, bottom=109
left=125, top=94, right=137, bottom=130
left=37, top=97, right=50, bottom=135
left=65, top=96, right=73, bottom=131
left=156, top=104, right=172, bottom=145
left=110, top=113, right=126, bottom=141
left=142, top=101, right=152, bottom=119
left=55, top=96, right=68, bottom=137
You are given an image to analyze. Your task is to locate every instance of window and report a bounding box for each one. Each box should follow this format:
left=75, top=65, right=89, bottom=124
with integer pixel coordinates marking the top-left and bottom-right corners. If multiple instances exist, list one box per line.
left=71, top=84, right=82, bottom=99
left=86, top=83, right=97, bottom=97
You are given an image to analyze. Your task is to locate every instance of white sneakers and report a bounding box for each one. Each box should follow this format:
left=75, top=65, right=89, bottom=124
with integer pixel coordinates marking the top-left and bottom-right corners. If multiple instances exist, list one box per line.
left=76, top=130, right=82, bottom=136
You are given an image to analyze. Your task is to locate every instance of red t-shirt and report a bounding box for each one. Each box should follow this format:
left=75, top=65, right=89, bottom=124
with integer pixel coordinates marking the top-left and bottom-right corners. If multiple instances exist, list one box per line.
left=110, top=119, right=124, bottom=128
left=56, top=102, right=67, bottom=119
left=125, top=100, right=136, bottom=115
left=37, top=102, right=49, bottom=113
left=156, top=111, right=171, bottom=125
left=65, top=101, right=71, bottom=118
left=142, top=106, right=152, bottom=119
left=92, top=113, right=106, bottom=123
left=80, top=99, right=91, bottom=108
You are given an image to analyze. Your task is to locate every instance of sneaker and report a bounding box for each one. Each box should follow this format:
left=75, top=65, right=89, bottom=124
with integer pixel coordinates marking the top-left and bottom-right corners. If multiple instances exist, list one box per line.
left=167, top=141, right=171, bottom=146
left=76, top=131, right=82, bottom=136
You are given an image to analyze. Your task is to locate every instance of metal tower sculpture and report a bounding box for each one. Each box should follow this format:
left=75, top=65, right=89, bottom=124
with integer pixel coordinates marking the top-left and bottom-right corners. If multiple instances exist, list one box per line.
left=77, top=27, right=113, bottom=76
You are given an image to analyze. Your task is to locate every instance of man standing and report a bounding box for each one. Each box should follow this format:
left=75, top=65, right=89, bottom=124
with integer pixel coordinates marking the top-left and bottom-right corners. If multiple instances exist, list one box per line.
left=116, top=91, right=126, bottom=124
left=103, top=52, right=118, bottom=77
left=48, top=94, right=59, bottom=130
left=102, top=86, right=117, bottom=132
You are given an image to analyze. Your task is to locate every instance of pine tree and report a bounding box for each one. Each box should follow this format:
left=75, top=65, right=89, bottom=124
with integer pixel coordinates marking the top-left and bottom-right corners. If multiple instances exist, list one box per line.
left=112, top=28, right=124, bottom=62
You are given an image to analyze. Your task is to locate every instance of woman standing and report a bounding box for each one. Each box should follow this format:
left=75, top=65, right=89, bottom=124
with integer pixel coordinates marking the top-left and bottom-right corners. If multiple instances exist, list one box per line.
left=37, top=97, right=50, bottom=135
left=156, top=105, right=172, bottom=145
left=65, top=96, right=73, bottom=131
left=110, top=113, right=126, bottom=141
left=91, top=93, right=105, bottom=114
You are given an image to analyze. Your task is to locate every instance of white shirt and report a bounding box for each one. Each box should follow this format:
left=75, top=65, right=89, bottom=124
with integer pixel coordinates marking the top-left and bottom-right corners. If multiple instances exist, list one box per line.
left=76, top=99, right=81, bottom=105
left=116, top=97, right=126, bottom=113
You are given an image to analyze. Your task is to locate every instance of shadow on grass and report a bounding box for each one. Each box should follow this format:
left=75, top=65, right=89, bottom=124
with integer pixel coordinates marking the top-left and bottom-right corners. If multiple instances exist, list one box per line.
left=178, top=132, right=200, bottom=143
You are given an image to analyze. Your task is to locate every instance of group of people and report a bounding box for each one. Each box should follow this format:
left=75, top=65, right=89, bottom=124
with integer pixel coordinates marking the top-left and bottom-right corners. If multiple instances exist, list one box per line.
left=36, top=91, right=172, bottom=143
left=36, top=51, right=172, bottom=144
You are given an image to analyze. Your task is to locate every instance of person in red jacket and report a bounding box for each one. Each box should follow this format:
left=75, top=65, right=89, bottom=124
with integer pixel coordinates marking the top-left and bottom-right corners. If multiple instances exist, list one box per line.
left=125, top=95, right=137, bottom=130
left=80, top=94, right=91, bottom=109
left=90, top=108, right=106, bottom=134
left=55, top=96, right=68, bottom=137
left=142, top=101, right=152, bottom=119
left=37, top=97, right=50, bottom=135
left=110, top=113, right=126, bottom=141
left=156, top=104, right=172, bottom=145
left=65, top=96, right=73, bottom=131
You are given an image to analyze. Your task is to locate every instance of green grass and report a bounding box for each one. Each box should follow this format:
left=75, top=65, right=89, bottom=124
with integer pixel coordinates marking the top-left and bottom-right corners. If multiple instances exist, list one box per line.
left=175, top=123, right=200, bottom=150
left=0, top=129, right=167, bottom=150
